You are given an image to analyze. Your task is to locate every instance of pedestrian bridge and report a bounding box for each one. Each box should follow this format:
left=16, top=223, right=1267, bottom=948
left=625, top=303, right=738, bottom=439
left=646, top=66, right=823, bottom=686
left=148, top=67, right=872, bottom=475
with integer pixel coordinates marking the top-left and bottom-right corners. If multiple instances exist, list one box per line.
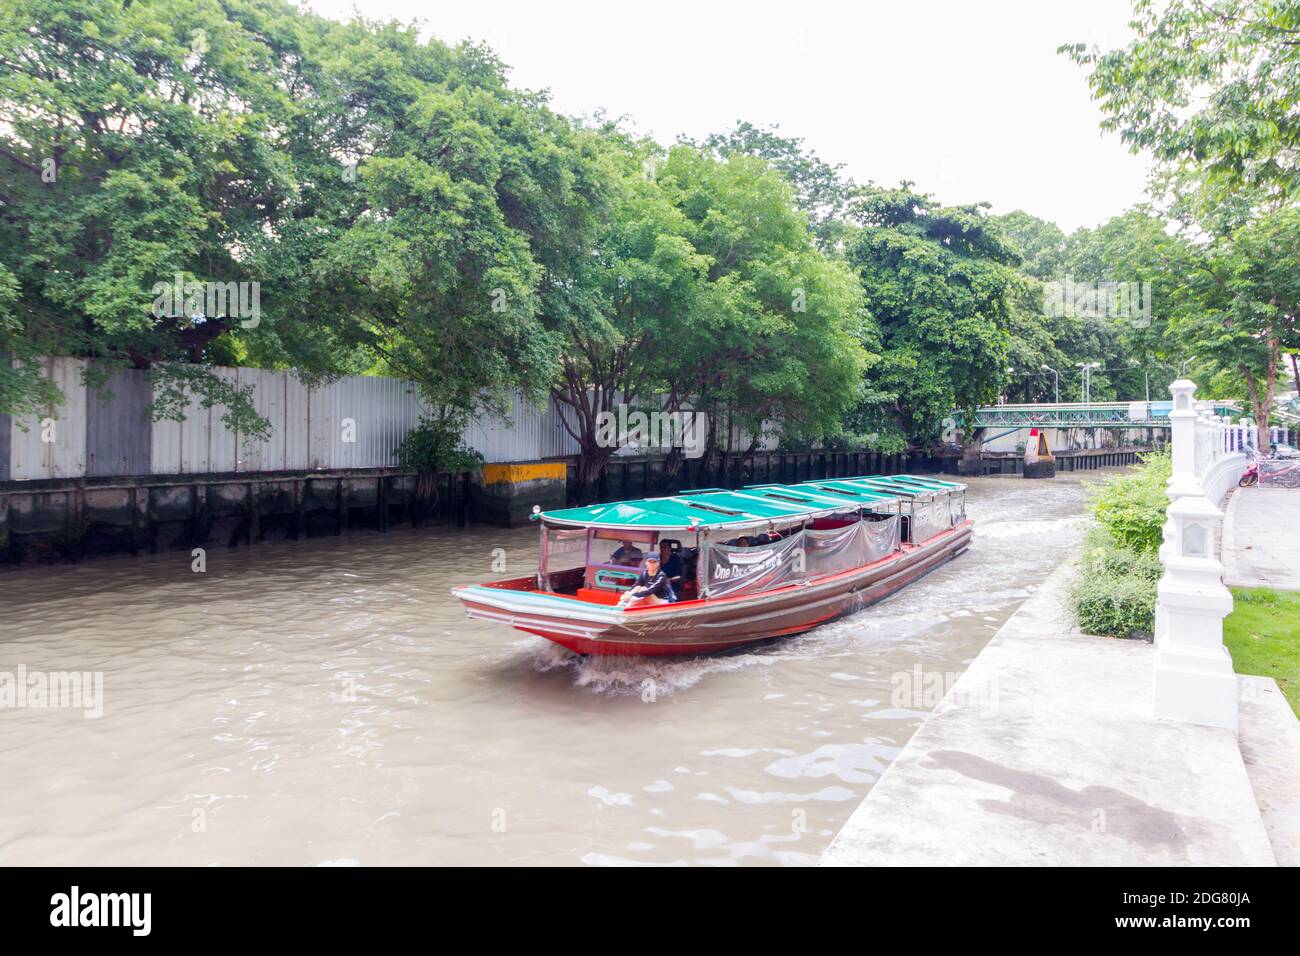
left=958, top=400, right=1243, bottom=429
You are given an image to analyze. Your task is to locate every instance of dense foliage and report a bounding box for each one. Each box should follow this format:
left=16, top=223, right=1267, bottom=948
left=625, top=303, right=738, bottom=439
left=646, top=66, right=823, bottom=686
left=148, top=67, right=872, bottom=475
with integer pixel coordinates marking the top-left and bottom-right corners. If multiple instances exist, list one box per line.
left=1087, top=449, right=1172, bottom=553
left=1, top=0, right=1296, bottom=491
left=1064, top=0, right=1300, bottom=430
left=845, top=187, right=1017, bottom=445
left=1070, top=451, right=1170, bottom=638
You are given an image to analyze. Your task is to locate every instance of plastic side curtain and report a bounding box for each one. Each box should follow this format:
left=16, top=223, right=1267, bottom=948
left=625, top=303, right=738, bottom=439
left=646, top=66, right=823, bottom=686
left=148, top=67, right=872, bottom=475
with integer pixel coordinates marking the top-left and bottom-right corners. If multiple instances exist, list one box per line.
left=704, top=517, right=903, bottom=597
left=704, top=531, right=807, bottom=598
left=909, top=497, right=948, bottom=543
left=803, top=516, right=899, bottom=576
left=930, top=491, right=959, bottom=529
left=863, top=514, right=901, bottom=560
left=540, top=526, right=588, bottom=584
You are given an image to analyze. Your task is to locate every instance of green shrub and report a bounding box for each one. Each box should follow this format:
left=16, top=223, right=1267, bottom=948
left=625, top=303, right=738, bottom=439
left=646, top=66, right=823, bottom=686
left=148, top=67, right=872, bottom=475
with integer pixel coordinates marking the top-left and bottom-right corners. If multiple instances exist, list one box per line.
left=394, top=414, right=485, bottom=524
left=1088, top=449, right=1171, bottom=554
left=1070, top=452, right=1170, bottom=638
left=1070, top=568, right=1157, bottom=638
left=1078, top=527, right=1163, bottom=584
left=395, top=415, right=485, bottom=477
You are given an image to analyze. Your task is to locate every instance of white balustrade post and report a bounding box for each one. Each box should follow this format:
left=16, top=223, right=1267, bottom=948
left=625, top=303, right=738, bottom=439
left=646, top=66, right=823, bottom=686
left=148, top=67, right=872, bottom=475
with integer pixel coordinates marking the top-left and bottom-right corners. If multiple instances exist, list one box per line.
left=1160, top=384, right=1203, bottom=549
left=1152, top=380, right=1237, bottom=731
left=1156, top=381, right=1203, bottom=644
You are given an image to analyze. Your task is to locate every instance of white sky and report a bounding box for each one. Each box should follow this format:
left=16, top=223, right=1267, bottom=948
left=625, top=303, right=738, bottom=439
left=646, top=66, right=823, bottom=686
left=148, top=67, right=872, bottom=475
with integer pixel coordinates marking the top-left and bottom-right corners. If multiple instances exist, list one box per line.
left=303, top=0, right=1150, bottom=232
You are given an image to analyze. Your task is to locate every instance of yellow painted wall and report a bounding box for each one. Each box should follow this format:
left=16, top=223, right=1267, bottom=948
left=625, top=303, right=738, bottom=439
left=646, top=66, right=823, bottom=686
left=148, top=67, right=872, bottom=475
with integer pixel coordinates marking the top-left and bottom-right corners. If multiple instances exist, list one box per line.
left=481, top=461, right=567, bottom=485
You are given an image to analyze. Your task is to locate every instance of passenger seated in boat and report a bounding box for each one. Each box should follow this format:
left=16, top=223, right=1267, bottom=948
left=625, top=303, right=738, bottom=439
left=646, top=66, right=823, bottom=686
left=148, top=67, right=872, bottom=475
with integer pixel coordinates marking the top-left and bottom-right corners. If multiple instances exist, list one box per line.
left=617, top=555, right=675, bottom=607
left=657, top=541, right=684, bottom=589
left=735, top=535, right=751, bottom=548
left=610, top=539, right=643, bottom=566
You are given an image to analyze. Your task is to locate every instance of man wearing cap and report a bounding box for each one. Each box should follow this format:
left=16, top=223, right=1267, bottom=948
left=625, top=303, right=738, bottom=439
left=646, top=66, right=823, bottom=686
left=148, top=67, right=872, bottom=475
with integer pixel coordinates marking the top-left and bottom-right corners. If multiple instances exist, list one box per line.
left=617, top=554, right=676, bottom=607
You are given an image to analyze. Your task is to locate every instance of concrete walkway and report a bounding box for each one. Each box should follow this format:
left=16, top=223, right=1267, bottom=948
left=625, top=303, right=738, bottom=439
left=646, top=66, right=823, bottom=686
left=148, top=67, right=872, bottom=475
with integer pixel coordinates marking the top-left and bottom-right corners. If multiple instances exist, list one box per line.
left=821, top=561, right=1293, bottom=866
left=1223, top=487, right=1300, bottom=591
left=1240, top=676, right=1300, bottom=866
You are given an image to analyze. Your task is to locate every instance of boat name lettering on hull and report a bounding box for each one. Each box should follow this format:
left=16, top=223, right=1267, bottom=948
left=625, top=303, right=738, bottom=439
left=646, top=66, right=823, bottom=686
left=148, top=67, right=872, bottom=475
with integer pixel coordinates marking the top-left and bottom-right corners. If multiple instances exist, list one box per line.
left=623, top=619, right=695, bottom=635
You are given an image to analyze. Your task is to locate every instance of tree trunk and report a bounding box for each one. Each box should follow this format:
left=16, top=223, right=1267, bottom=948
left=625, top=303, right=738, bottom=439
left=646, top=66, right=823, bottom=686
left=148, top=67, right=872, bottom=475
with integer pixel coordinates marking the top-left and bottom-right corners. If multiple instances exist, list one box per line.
left=574, top=440, right=614, bottom=504
left=1250, top=318, right=1282, bottom=437
left=696, top=411, right=720, bottom=487
left=661, top=445, right=684, bottom=488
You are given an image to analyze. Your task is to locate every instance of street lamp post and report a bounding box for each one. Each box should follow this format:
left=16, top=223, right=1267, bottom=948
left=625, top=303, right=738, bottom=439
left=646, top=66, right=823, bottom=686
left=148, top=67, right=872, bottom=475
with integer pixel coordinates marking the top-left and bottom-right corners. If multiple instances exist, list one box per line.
left=1076, top=362, right=1100, bottom=402
left=1041, top=364, right=1060, bottom=404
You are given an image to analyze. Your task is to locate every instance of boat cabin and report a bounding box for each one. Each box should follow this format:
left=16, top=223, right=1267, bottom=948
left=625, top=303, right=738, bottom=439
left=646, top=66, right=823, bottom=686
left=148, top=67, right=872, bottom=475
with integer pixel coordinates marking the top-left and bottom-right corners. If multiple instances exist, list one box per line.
left=533, top=475, right=967, bottom=604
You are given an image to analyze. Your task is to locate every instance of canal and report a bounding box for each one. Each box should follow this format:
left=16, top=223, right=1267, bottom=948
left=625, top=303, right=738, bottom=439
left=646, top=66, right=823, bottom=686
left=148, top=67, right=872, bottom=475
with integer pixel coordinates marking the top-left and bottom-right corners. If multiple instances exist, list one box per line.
left=0, top=474, right=1098, bottom=865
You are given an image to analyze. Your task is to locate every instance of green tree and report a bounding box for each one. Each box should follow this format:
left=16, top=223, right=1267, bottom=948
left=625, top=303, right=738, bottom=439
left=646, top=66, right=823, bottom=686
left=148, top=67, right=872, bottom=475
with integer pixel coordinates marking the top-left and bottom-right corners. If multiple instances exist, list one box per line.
left=1058, top=211, right=1180, bottom=402
left=299, top=23, right=598, bottom=450
left=542, top=128, right=706, bottom=500
left=1170, top=205, right=1300, bottom=431
left=698, top=120, right=855, bottom=250
left=845, top=185, right=1017, bottom=445
left=0, top=0, right=325, bottom=434
left=542, top=135, right=868, bottom=499
left=1064, top=0, right=1300, bottom=200
left=656, top=145, right=869, bottom=483
left=994, top=211, right=1069, bottom=281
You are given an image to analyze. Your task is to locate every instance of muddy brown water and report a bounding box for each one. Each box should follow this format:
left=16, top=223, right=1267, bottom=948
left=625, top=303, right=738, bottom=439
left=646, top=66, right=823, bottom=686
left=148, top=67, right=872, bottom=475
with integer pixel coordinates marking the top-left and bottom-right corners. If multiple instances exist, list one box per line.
left=0, top=474, right=1100, bottom=865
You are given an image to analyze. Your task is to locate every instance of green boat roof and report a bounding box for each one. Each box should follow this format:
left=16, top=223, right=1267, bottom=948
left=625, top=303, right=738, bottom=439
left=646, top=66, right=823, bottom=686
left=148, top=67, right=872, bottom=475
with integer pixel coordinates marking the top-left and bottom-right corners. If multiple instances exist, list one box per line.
left=883, top=474, right=964, bottom=490
left=538, top=475, right=964, bottom=531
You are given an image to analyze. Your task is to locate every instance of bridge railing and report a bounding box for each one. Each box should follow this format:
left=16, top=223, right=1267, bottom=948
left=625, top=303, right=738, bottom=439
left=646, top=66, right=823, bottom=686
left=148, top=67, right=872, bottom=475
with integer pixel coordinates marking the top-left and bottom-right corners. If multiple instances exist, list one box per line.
left=1152, top=381, right=1245, bottom=732
left=961, top=400, right=1243, bottom=429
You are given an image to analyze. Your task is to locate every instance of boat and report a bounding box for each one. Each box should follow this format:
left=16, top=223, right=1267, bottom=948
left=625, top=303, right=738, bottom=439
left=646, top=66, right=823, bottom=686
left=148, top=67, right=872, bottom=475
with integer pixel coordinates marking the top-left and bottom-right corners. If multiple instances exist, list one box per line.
left=452, top=474, right=972, bottom=656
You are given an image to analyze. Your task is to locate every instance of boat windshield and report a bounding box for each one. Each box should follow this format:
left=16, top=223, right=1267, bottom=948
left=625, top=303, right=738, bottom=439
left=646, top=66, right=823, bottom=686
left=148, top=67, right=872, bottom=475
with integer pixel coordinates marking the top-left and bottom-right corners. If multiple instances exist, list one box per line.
left=590, top=529, right=656, bottom=568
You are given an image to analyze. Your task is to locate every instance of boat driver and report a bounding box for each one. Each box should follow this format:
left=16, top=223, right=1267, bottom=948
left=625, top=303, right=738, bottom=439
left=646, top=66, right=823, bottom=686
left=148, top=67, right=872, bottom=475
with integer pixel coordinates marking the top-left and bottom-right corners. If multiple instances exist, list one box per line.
left=658, top=540, right=684, bottom=588
left=618, top=554, right=676, bottom=607
left=611, top=539, right=643, bottom=566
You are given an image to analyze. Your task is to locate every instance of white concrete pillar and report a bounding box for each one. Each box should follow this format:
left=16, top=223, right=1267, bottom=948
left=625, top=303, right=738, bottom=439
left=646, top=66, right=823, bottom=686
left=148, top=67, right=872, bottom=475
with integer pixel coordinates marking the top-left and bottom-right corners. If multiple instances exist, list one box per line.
left=1152, top=493, right=1237, bottom=731
left=1156, top=380, right=1204, bottom=645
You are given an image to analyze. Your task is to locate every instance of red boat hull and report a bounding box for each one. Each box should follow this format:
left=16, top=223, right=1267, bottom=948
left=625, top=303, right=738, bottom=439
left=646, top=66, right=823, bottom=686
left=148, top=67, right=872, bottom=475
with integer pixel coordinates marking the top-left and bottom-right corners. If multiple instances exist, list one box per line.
left=453, top=521, right=973, bottom=656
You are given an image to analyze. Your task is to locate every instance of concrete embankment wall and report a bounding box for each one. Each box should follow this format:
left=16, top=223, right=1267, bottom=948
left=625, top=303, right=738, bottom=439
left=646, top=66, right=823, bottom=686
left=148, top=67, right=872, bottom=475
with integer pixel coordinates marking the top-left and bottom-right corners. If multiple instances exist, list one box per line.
left=0, top=469, right=437, bottom=565
left=14, top=358, right=1158, bottom=567
left=973, top=447, right=1148, bottom=476
left=0, top=441, right=1136, bottom=567
left=0, top=448, right=952, bottom=567
left=0, top=356, right=965, bottom=566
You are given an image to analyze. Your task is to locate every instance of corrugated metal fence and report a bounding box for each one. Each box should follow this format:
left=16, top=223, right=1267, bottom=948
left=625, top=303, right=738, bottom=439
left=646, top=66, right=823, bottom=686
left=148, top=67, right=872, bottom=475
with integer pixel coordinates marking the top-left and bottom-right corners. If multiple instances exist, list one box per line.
left=4, top=358, right=583, bottom=480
